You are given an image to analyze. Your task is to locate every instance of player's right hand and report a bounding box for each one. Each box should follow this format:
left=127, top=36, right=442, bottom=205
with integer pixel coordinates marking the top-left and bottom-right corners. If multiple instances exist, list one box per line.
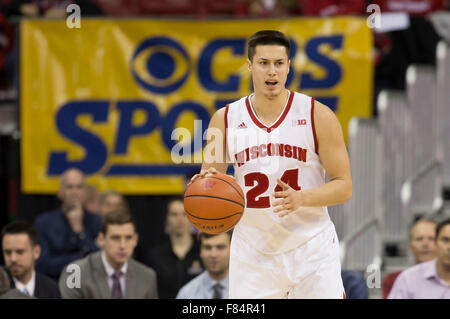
left=188, top=167, right=218, bottom=186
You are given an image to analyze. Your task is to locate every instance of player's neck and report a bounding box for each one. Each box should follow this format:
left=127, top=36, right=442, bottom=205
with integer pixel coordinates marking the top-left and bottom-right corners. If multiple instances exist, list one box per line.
left=252, top=89, right=289, bottom=124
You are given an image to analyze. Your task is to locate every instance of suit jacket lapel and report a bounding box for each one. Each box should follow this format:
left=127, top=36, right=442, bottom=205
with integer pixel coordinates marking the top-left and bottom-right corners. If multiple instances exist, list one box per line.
left=125, top=260, right=137, bottom=299
left=91, top=251, right=111, bottom=299
left=34, top=272, right=41, bottom=298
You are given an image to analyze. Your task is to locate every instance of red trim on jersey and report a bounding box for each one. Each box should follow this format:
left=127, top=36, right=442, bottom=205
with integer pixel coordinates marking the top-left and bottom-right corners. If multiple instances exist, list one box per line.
left=224, top=104, right=229, bottom=162
left=343, top=291, right=346, bottom=299
left=245, top=90, right=294, bottom=133
left=245, top=97, right=266, bottom=130
left=311, top=97, right=318, bottom=154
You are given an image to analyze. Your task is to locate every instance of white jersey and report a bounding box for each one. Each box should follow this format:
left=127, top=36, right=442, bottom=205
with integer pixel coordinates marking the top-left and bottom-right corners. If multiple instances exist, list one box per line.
left=225, top=90, right=332, bottom=254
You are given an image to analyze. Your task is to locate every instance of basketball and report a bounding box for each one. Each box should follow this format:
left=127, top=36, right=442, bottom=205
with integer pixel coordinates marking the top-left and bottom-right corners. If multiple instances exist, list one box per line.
left=184, top=172, right=245, bottom=234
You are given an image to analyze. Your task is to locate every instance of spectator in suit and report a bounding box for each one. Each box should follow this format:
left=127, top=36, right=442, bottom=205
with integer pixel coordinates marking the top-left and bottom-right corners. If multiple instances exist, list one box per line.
left=143, top=196, right=203, bottom=298
left=1, top=221, right=60, bottom=298
left=388, top=218, right=450, bottom=298
left=177, top=231, right=231, bottom=299
left=0, top=267, right=34, bottom=299
left=341, top=270, right=368, bottom=299
left=34, top=168, right=102, bottom=280
left=59, top=210, right=158, bottom=299
left=382, top=217, right=437, bottom=298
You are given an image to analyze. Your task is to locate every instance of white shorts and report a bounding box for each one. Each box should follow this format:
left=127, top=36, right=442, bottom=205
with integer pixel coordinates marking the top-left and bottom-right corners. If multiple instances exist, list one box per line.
left=228, top=223, right=345, bottom=299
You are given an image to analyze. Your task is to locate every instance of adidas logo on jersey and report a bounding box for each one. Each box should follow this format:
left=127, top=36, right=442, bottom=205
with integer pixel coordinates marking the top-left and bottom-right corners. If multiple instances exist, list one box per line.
left=292, top=119, right=307, bottom=126
left=237, top=122, right=247, bottom=129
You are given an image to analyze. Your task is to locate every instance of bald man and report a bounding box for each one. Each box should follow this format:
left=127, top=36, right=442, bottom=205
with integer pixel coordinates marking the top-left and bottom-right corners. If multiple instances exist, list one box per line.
left=34, top=168, right=102, bottom=280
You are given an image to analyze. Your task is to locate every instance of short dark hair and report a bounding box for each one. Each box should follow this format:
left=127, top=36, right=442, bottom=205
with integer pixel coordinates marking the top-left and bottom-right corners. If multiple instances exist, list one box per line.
left=166, top=196, right=184, bottom=215
left=1, top=221, right=39, bottom=247
left=200, top=230, right=233, bottom=242
left=436, top=218, right=450, bottom=239
left=247, top=30, right=291, bottom=61
left=168, top=195, right=184, bottom=205
left=101, top=210, right=136, bottom=235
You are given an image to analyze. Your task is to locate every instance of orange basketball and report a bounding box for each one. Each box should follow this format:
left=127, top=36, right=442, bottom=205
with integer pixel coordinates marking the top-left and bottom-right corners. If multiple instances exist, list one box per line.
left=184, top=172, right=245, bottom=234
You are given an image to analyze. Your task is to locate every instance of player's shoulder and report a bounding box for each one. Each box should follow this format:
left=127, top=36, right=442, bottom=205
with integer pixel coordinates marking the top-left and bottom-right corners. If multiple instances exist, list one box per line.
left=313, top=98, right=338, bottom=123
left=211, top=96, right=247, bottom=123
left=291, top=90, right=312, bottom=103
left=227, top=95, right=248, bottom=110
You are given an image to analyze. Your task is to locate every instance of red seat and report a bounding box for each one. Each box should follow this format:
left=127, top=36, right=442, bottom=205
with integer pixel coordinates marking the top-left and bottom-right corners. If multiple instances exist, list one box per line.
left=91, top=0, right=140, bottom=16
left=198, top=0, right=242, bottom=16
left=138, top=0, right=199, bottom=16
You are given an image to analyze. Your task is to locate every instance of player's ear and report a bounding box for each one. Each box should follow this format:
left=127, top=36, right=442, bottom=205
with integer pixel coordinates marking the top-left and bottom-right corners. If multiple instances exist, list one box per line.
left=247, top=58, right=252, bottom=72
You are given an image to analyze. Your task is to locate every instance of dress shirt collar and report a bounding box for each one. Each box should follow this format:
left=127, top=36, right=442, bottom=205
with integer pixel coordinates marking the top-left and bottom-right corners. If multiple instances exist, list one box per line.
left=101, top=251, right=128, bottom=277
left=13, top=270, right=36, bottom=296
left=205, top=271, right=229, bottom=291
left=423, top=259, right=438, bottom=280
left=423, top=258, right=450, bottom=287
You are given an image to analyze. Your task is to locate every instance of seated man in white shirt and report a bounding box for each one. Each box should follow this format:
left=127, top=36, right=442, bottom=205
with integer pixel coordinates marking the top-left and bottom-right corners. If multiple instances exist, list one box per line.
left=59, top=210, right=158, bottom=299
left=1, top=221, right=60, bottom=298
left=176, top=231, right=232, bottom=299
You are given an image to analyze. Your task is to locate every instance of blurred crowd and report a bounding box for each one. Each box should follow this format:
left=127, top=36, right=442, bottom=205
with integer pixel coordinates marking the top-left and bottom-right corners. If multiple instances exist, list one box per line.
left=1, top=167, right=449, bottom=299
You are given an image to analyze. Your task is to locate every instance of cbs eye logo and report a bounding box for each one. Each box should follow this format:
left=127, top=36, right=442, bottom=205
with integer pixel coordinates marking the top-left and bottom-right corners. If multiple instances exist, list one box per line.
left=130, top=37, right=190, bottom=94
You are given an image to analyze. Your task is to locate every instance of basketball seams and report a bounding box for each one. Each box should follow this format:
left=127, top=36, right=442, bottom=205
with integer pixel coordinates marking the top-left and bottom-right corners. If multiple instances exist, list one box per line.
left=205, top=176, right=245, bottom=202
left=184, top=172, right=245, bottom=234
left=184, top=194, right=244, bottom=208
left=184, top=208, right=243, bottom=221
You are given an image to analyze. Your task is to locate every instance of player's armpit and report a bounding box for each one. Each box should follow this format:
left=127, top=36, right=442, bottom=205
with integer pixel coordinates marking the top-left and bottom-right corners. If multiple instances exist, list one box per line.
left=304, top=100, right=353, bottom=206
left=201, top=107, right=229, bottom=174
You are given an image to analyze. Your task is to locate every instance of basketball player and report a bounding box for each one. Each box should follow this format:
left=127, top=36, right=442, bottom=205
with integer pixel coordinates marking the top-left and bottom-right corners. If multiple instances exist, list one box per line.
left=189, top=30, right=352, bottom=298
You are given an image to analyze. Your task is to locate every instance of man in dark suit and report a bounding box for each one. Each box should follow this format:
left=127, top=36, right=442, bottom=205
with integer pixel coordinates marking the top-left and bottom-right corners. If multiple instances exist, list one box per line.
left=59, top=210, right=158, bottom=299
left=1, top=221, right=60, bottom=298
left=0, top=267, right=35, bottom=299
left=34, top=168, right=102, bottom=280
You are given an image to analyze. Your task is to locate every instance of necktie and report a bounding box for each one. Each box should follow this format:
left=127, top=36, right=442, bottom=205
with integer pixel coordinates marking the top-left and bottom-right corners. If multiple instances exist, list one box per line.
left=212, top=283, right=222, bottom=299
left=22, top=288, right=29, bottom=295
left=111, top=270, right=123, bottom=299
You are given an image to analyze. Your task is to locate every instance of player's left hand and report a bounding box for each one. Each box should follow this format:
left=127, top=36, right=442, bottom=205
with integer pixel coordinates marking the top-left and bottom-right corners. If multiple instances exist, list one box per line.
left=271, top=179, right=303, bottom=217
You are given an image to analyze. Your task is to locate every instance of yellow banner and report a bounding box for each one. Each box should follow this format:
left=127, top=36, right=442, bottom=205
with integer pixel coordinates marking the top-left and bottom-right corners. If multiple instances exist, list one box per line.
left=21, top=18, right=372, bottom=194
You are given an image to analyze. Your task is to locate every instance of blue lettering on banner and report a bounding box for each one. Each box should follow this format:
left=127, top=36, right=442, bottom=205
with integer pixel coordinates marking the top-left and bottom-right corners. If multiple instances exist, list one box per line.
left=161, top=101, right=210, bottom=153
left=115, top=101, right=161, bottom=154
left=198, top=39, right=246, bottom=92
left=48, top=101, right=109, bottom=175
left=300, top=35, right=343, bottom=89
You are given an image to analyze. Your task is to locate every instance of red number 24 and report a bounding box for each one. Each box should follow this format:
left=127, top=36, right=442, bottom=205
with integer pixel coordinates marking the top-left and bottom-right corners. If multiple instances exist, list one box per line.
left=244, top=168, right=301, bottom=208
